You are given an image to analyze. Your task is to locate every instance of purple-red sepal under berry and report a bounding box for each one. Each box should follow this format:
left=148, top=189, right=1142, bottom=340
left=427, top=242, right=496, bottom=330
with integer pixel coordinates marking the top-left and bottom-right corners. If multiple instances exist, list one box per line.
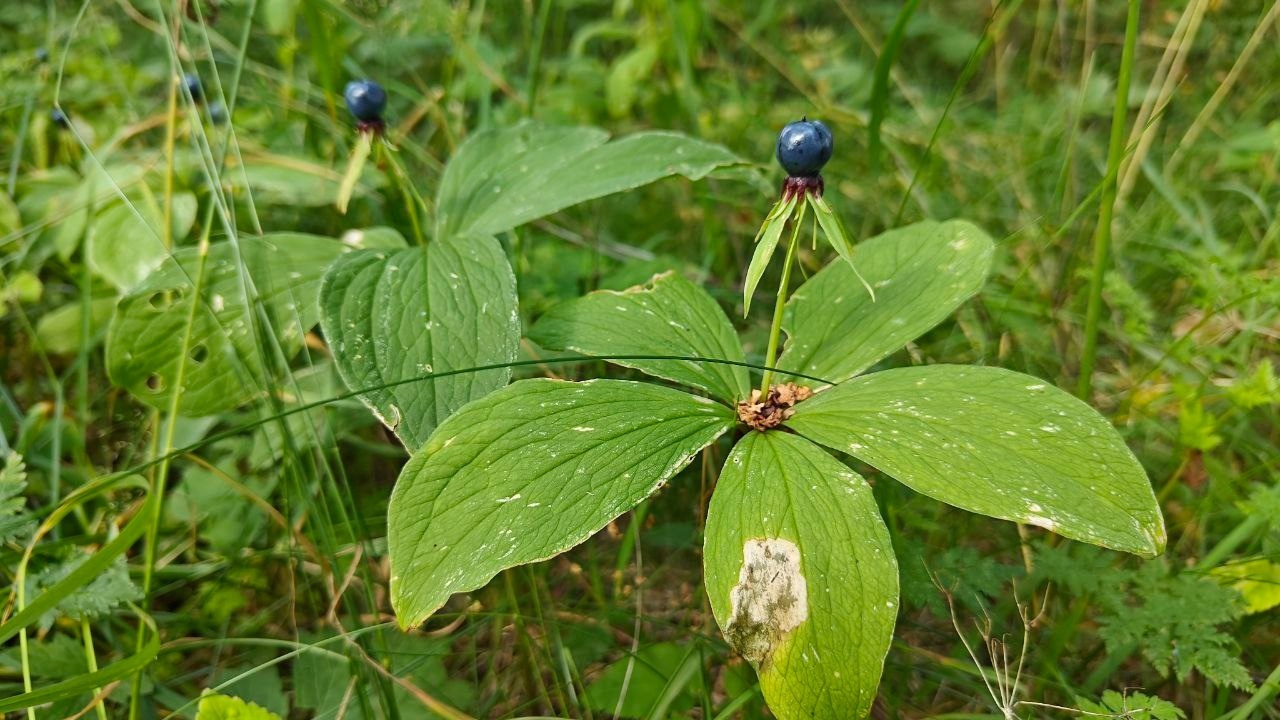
left=357, top=118, right=387, bottom=136
left=781, top=174, right=824, bottom=201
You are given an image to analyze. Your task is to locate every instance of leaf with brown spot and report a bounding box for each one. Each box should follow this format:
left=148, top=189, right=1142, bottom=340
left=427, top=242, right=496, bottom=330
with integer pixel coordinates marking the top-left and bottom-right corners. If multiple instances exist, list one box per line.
left=704, top=432, right=898, bottom=719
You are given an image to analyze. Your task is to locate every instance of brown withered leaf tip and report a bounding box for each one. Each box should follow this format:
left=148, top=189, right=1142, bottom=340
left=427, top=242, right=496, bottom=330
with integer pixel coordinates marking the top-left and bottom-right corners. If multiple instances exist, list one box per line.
left=736, top=383, right=813, bottom=431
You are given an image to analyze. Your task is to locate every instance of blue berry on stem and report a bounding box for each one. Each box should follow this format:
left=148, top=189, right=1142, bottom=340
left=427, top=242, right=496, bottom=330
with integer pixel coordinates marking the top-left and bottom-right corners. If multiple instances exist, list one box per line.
left=35, top=47, right=49, bottom=64
left=209, top=101, right=228, bottom=125
left=50, top=108, right=70, bottom=129
left=184, top=72, right=202, bottom=102
left=776, top=118, right=833, bottom=178
left=344, top=79, right=387, bottom=124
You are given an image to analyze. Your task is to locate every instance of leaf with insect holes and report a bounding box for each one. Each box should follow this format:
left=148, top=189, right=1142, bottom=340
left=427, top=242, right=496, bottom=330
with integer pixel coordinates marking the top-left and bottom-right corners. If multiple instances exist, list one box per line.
left=742, top=194, right=799, bottom=316
left=435, top=122, right=748, bottom=238
left=704, top=432, right=898, bottom=720
left=777, top=219, right=994, bottom=387
left=389, top=378, right=734, bottom=627
left=786, top=365, right=1166, bottom=556
left=319, top=235, right=519, bottom=450
left=530, top=271, right=751, bottom=402
left=106, top=233, right=352, bottom=415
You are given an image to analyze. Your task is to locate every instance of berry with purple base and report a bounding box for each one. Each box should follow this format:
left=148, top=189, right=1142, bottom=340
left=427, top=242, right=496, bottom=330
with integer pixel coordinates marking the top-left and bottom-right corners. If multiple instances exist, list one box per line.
left=775, top=118, right=833, bottom=199
left=344, top=79, right=388, bottom=134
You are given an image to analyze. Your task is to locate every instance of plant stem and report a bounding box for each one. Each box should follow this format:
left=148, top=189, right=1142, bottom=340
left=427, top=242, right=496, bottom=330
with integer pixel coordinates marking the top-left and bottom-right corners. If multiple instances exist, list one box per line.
left=80, top=616, right=108, bottom=720
left=1076, top=0, right=1139, bottom=400
left=759, top=202, right=807, bottom=394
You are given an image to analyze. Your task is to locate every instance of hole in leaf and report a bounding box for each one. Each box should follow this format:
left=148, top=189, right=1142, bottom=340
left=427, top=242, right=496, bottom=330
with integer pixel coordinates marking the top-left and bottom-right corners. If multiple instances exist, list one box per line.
left=145, top=374, right=166, bottom=393
left=189, top=344, right=208, bottom=364
left=146, top=289, right=185, bottom=311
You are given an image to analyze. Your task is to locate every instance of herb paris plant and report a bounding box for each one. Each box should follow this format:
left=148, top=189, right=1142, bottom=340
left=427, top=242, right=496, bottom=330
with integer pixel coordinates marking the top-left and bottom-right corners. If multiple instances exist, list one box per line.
left=385, top=121, right=1166, bottom=720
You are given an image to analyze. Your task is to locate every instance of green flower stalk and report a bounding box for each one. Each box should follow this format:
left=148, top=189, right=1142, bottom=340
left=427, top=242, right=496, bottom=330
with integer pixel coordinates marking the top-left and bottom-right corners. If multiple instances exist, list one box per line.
left=748, top=118, right=875, bottom=392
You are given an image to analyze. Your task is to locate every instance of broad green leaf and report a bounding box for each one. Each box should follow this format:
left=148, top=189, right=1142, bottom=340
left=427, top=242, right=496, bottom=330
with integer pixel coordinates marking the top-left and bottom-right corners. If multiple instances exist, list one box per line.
left=583, top=642, right=703, bottom=717
left=787, top=365, right=1166, bottom=556
left=89, top=193, right=197, bottom=290
left=1210, top=558, right=1280, bottom=614
left=390, top=379, right=734, bottom=627
left=705, top=432, right=898, bottom=720
left=320, top=235, right=519, bottom=449
left=530, top=271, right=751, bottom=402
left=106, top=233, right=346, bottom=415
left=777, top=219, right=994, bottom=387
left=196, top=692, right=282, bottom=720
left=435, top=122, right=746, bottom=238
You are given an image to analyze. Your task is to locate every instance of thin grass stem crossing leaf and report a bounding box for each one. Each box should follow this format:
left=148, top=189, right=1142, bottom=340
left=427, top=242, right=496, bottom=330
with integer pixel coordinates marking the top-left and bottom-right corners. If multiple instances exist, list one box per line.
left=435, top=122, right=747, bottom=239
left=106, top=233, right=348, bottom=415
left=89, top=192, right=197, bottom=291
left=704, top=432, right=898, bottom=720
left=319, top=235, right=519, bottom=449
left=530, top=271, right=750, bottom=402
left=389, top=379, right=735, bottom=628
left=777, top=219, right=993, bottom=387
left=786, top=365, right=1166, bottom=556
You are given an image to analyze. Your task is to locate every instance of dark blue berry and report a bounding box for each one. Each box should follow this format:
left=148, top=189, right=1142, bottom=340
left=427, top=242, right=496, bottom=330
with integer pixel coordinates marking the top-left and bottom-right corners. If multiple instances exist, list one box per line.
left=209, top=101, right=228, bottom=125
left=50, top=108, right=70, bottom=128
left=344, top=80, right=387, bottom=123
left=184, top=72, right=203, bottom=103
left=35, top=47, right=49, bottom=64
left=775, top=118, right=833, bottom=177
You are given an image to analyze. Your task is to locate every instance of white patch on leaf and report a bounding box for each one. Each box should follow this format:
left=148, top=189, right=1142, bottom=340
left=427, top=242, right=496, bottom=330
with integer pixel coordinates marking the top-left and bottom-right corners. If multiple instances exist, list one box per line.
left=725, top=538, right=808, bottom=666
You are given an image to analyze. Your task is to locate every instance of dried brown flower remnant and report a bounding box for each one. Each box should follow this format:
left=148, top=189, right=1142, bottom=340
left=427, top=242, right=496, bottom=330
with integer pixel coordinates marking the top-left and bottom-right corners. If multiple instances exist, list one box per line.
left=737, top=383, right=813, bottom=431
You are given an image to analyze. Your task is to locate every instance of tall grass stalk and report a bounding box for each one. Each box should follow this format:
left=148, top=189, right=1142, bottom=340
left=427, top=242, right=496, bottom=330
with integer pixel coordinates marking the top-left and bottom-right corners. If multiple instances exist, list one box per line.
left=1076, top=0, right=1140, bottom=401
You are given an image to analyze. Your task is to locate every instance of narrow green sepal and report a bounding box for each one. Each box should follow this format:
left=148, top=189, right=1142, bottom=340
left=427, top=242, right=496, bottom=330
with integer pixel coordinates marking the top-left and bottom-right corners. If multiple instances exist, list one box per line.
left=743, top=194, right=800, bottom=315
left=808, top=193, right=876, bottom=302
left=336, top=131, right=374, bottom=214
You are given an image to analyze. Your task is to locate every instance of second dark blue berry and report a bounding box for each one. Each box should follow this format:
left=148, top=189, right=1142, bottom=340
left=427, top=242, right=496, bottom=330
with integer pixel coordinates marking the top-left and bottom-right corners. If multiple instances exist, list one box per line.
left=184, top=72, right=203, bottom=103
left=344, top=80, right=387, bottom=123
left=776, top=118, right=833, bottom=178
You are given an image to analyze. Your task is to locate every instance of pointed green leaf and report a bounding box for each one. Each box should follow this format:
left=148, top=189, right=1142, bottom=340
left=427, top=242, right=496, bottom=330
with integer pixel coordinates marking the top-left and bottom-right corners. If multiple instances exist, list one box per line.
left=742, top=195, right=799, bottom=315
left=106, top=233, right=349, bottom=415
left=807, top=193, right=875, bottom=302
left=390, top=379, right=734, bottom=627
left=787, top=365, right=1166, bottom=556
left=705, top=432, right=898, bottom=720
left=436, top=122, right=747, bottom=238
left=335, top=132, right=373, bottom=214
left=319, top=235, right=520, bottom=449
left=530, top=271, right=750, bottom=402
left=777, top=219, right=994, bottom=387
